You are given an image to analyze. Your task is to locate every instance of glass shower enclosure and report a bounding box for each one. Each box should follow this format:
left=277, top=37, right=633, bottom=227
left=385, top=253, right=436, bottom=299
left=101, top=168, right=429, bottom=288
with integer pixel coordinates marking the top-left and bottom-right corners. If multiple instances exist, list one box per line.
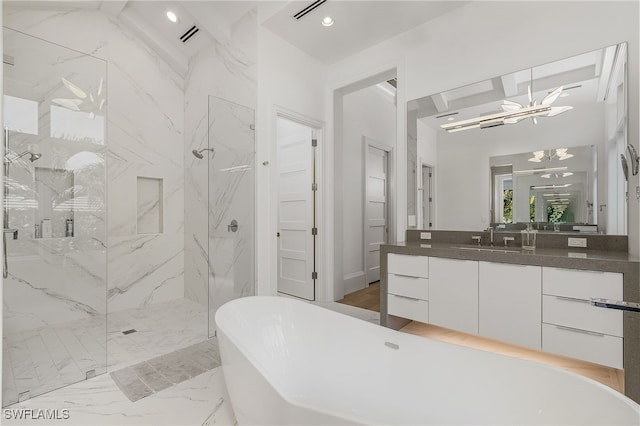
left=2, top=28, right=107, bottom=406
left=207, top=96, right=255, bottom=337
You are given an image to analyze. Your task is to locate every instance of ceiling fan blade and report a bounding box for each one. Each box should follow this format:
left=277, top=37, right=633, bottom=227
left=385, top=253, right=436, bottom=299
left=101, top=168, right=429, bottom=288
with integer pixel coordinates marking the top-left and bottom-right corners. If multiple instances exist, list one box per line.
left=542, top=86, right=563, bottom=106
left=52, top=98, right=82, bottom=111
left=62, top=77, right=87, bottom=99
left=528, top=85, right=532, bottom=105
left=547, top=106, right=573, bottom=117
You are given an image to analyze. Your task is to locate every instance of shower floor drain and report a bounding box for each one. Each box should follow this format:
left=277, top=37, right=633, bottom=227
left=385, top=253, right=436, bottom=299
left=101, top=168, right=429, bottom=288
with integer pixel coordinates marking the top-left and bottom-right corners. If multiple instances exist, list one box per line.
left=122, top=329, right=137, bottom=335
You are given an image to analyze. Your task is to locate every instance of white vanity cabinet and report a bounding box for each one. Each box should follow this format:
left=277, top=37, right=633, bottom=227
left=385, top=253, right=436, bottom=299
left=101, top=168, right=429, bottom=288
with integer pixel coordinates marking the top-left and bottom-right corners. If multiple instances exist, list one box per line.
left=429, top=257, right=478, bottom=334
left=479, top=262, right=542, bottom=350
left=385, top=252, right=625, bottom=370
left=387, top=254, right=429, bottom=323
left=542, top=267, right=624, bottom=369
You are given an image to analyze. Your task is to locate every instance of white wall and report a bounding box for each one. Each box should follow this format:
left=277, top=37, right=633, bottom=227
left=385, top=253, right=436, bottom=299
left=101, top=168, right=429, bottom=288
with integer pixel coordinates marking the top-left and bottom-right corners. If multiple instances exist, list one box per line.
left=326, top=1, right=639, bottom=259
left=342, top=85, right=396, bottom=295
left=256, top=16, right=328, bottom=298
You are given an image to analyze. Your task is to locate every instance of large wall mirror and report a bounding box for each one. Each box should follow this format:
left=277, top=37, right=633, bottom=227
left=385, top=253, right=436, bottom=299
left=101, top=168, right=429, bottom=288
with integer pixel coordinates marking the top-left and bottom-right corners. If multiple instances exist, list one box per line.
left=407, top=42, right=628, bottom=234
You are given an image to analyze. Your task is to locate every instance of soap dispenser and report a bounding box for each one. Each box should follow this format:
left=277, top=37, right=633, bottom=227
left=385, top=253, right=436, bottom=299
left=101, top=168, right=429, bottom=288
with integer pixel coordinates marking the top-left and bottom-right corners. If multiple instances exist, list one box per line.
left=521, top=223, right=537, bottom=250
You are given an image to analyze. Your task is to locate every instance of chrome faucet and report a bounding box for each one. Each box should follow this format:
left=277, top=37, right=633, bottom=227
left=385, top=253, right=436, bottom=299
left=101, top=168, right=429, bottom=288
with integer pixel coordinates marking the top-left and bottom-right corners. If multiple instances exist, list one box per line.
left=489, top=227, right=494, bottom=247
left=503, top=236, right=514, bottom=248
left=471, top=235, right=482, bottom=246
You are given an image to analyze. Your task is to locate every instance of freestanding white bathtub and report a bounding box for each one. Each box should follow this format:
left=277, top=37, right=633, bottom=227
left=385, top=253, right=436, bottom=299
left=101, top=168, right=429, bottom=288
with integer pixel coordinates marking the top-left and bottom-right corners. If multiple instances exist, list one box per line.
left=215, top=296, right=640, bottom=425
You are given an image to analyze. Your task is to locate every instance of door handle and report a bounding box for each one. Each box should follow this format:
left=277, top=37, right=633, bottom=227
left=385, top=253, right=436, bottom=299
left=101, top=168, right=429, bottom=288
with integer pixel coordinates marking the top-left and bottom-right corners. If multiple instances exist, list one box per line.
left=227, top=220, right=238, bottom=233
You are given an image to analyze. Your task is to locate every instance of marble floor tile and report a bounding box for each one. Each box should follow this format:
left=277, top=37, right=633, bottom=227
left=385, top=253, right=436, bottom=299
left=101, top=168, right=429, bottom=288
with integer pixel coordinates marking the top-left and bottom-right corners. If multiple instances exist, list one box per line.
left=2, top=294, right=394, bottom=424
left=111, top=367, right=154, bottom=402
left=132, top=362, right=172, bottom=393
left=3, top=298, right=209, bottom=407
left=3, top=367, right=236, bottom=426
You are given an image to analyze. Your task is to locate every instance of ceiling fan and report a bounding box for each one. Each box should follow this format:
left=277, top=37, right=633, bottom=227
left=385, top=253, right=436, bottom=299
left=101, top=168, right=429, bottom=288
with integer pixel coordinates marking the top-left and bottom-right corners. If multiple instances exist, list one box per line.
left=501, top=70, right=573, bottom=125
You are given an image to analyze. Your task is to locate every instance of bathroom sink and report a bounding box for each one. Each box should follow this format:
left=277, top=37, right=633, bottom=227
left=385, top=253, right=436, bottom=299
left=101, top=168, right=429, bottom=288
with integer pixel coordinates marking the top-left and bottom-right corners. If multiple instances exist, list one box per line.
left=452, top=246, right=520, bottom=254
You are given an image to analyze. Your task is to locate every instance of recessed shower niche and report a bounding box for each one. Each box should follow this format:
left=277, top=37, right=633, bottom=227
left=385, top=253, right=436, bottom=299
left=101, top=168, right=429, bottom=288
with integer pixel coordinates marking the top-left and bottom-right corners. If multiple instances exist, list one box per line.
left=34, top=167, right=75, bottom=238
left=137, top=176, right=164, bottom=234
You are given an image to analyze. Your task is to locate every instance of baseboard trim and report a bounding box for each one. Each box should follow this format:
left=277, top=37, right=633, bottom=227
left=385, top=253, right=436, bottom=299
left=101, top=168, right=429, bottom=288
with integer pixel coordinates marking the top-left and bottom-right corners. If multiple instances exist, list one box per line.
left=343, top=271, right=366, bottom=295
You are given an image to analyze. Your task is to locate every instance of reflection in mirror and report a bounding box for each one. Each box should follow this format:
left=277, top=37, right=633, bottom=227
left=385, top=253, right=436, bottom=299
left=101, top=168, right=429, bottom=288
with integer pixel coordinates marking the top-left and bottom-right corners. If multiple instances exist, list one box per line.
left=407, top=42, right=627, bottom=234
left=490, top=145, right=598, bottom=229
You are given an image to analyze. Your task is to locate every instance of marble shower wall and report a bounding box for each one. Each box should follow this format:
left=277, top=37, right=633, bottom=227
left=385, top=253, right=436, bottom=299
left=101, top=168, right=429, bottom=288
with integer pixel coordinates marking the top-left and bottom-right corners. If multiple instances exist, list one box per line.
left=184, top=10, right=257, bottom=320
left=4, top=7, right=185, bottom=316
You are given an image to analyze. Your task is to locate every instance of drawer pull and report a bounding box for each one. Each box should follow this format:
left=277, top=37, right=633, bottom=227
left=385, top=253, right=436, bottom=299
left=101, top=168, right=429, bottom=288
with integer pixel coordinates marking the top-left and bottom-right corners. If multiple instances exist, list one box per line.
left=555, top=296, right=590, bottom=304
left=549, top=267, right=605, bottom=274
left=555, top=324, right=605, bottom=337
left=392, top=274, right=422, bottom=279
left=391, top=294, right=422, bottom=302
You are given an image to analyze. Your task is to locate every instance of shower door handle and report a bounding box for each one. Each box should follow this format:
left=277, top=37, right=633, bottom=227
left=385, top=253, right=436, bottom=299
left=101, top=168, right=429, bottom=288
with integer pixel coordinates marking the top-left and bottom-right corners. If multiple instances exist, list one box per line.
left=228, top=220, right=238, bottom=233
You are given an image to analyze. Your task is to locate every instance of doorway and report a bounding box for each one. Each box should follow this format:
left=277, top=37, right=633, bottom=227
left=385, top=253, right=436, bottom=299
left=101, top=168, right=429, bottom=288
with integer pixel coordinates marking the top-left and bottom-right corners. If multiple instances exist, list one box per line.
left=363, top=138, right=391, bottom=285
left=276, top=116, right=319, bottom=300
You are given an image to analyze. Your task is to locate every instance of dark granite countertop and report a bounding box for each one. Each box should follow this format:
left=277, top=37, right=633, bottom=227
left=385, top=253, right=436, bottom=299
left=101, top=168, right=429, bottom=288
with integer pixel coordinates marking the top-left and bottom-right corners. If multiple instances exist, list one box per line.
left=382, top=241, right=639, bottom=273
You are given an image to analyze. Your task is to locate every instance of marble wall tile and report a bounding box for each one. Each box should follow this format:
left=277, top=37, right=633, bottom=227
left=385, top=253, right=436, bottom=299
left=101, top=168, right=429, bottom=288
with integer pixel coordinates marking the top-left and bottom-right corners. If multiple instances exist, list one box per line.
left=4, top=7, right=185, bottom=317
left=184, top=9, right=258, bottom=327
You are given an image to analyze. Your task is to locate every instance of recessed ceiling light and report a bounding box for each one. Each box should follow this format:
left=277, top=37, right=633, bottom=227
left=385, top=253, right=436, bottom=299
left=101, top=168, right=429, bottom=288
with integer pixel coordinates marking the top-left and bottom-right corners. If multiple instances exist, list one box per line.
left=321, top=16, right=334, bottom=27
left=447, top=117, right=455, bottom=121
left=166, top=10, right=178, bottom=23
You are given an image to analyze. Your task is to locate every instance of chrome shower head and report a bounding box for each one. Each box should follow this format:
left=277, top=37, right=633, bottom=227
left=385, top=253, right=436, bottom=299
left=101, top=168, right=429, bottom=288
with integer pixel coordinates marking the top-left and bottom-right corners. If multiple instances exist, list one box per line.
left=192, top=148, right=214, bottom=159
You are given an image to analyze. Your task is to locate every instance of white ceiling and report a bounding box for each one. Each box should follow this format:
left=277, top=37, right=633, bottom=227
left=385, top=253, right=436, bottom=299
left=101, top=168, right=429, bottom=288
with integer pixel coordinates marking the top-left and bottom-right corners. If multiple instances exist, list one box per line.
left=414, top=44, right=621, bottom=130
left=262, top=1, right=469, bottom=65
left=5, top=1, right=470, bottom=74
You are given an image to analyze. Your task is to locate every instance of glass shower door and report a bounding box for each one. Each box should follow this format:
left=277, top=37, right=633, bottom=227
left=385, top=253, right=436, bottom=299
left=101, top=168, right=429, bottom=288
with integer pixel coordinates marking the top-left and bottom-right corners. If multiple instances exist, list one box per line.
left=2, top=28, right=107, bottom=406
left=207, top=97, right=255, bottom=337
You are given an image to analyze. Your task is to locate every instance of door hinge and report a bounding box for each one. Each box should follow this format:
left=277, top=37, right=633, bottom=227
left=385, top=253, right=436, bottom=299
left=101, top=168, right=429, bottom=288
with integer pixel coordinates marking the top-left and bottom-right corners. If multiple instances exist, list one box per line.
left=312, top=183, right=318, bottom=191
left=311, top=138, right=317, bottom=147
left=428, top=172, right=432, bottom=177
left=312, top=271, right=318, bottom=280
left=429, top=197, right=433, bottom=202
left=429, top=222, right=433, bottom=227
left=311, top=227, right=318, bottom=235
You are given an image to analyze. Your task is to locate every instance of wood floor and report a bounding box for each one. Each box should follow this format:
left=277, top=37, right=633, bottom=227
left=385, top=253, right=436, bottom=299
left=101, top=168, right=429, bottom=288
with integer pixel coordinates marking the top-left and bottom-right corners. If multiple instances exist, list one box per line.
left=336, top=282, right=380, bottom=312
left=338, top=283, right=624, bottom=394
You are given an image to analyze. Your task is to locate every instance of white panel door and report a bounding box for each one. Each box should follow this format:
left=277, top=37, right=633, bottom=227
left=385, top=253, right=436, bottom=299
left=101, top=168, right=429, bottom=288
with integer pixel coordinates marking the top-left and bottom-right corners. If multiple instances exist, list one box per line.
left=277, top=119, right=314, bottom=300
left=365, top=144, right=388, bottom=284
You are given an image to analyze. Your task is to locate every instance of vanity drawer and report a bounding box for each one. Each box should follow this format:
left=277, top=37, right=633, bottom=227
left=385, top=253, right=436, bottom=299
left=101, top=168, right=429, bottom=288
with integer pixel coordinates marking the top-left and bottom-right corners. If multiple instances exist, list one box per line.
left=543, top=267, right=623, bottom=300
left=388, top=274, right=428, bottom=300
left=542, top=323, right=623, bottom=369
left=388, top=254, right=428, bottom=278
left=543, top=294, right=623, bottom=337
left=388, top=294, right=429, bottom=323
